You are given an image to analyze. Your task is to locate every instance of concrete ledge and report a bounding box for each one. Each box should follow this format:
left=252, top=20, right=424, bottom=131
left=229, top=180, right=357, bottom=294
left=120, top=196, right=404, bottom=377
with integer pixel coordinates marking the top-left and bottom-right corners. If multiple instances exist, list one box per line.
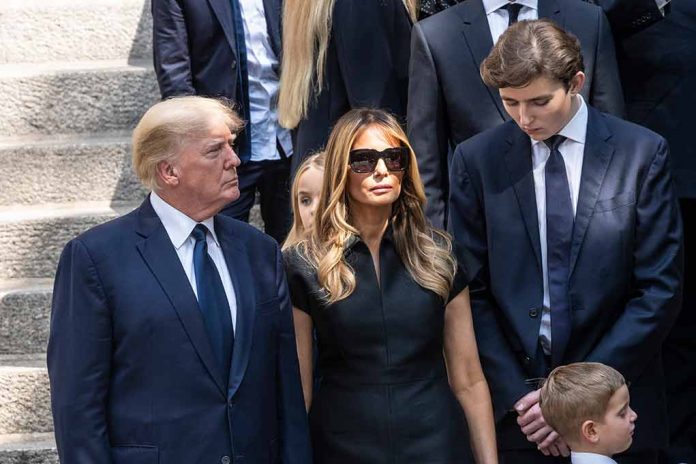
left=0, top=133, right=147, bottom=206
left=0, top=280, right=52, bottom=355
left=0, top=202, right=139, bottom=280
left=0, top=61, right=159, bottom=137
left=0, top=433, right=57, bottom=464
left=0, top=357, right=51, bottom=435
left=0, top=0, right=151, bottom=64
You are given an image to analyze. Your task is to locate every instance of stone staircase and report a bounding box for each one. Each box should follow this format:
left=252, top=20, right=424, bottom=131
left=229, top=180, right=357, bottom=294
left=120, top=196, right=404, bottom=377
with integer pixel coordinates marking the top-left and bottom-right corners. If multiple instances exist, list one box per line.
left=0, top=0, right=155, bottom=461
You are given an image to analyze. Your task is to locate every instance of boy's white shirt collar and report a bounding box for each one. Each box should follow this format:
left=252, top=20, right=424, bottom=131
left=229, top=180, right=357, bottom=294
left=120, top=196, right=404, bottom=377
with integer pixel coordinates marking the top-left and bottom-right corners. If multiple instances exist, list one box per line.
left=571, top=451, right=618, bottom=464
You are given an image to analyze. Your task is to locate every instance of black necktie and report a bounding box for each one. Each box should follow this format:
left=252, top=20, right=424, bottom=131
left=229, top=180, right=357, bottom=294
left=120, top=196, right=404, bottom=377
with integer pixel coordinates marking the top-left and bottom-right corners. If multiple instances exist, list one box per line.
left=230, top=0, right=251, bottom=162
left=504, top=2, right=523, bottom=26
left=191, top=224, right=234, bottom=377
left=544, top=135, right=573, bottom=367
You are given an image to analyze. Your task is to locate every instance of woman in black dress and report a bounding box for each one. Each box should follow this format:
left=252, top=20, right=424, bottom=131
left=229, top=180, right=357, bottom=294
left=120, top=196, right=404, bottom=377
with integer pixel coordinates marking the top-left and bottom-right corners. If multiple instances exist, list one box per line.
left=278, top=0, right=414, bottom=171
left=284, top=109, right=498, bottom=463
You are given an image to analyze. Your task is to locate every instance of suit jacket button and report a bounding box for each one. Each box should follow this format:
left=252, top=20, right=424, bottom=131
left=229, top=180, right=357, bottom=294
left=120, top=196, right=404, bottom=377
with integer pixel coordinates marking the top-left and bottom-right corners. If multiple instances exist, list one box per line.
left=524, top=356, right=531, bottom=365
left=221, top=456, right=231, bottom=464
left=231, top=59, right=237, bottom=69
left=228, top=398, right=235, bottom=406
left=529, top=308, right=538, bottom=318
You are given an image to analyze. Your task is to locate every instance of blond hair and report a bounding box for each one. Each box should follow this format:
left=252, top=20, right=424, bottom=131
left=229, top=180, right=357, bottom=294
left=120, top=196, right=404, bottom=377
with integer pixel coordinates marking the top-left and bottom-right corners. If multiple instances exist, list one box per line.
left=283, top=152, right=326, bottom=251
left=132, top=96, right=244, bottom=190
left=278, top=0, right=418, bottom=129
left=294, top=108, right=456, bottom=304
left=540, top=362, right=626, bottom=443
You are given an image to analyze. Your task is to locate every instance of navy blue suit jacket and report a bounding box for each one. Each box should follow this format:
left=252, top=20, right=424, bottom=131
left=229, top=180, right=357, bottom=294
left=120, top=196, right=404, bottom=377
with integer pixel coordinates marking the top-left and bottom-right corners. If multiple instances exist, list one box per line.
left=448, top=107, right=683, bottom=450
left=152, top=0, right=282, bottom=162
left=592, top=0, right=696, bottom=199
left=48, top=198, right=311, bottom=463
left=408, top=0, right=625, bottom=229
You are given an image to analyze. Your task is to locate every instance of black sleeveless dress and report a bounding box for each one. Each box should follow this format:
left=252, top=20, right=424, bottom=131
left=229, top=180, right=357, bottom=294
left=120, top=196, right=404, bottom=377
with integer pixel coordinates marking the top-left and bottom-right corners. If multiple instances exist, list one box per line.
left=284, top=232, right=477, bottom=463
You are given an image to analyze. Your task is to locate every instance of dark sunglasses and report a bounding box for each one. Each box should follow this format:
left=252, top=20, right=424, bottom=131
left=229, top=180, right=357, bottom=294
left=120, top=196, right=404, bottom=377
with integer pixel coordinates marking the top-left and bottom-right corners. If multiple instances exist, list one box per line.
left=348, top=147, right=410, bottom=174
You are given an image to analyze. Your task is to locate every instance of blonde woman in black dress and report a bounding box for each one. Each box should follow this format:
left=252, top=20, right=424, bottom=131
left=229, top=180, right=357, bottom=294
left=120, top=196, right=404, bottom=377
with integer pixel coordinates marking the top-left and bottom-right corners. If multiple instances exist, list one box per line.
left=284, top=108, right=498, bottom=463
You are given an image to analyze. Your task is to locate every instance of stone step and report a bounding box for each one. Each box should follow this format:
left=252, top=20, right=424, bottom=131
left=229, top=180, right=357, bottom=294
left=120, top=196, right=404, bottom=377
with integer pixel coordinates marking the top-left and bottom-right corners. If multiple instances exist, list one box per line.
left=0, top=202, right=264, bottom=281
left=0, top=0, right=151, bottom=64
left=0, top=60, right=159, bottom=138
left=0, top=133, right=147, bottom=206
left=0, top=433, right=57, bottom=464
left=0, top=202, right=139, bottom=280
left=0, top=356, right=51, bottom=435
left=0, top=280, right=52, bottom=356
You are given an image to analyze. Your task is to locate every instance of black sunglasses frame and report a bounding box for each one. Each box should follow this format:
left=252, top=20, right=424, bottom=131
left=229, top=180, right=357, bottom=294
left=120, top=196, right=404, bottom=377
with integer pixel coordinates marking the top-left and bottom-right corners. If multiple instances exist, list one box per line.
left=348, top=147, right=410, bottom=174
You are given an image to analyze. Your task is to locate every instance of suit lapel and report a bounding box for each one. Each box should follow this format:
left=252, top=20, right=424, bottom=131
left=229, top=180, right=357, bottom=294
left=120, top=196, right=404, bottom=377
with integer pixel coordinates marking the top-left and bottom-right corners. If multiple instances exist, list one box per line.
left=215, top=218, right=256, bottom=397
left=538, top=0, right=565, bottom=29
left=570, top=108, right=614, bottom=275
left=458, top=1, right=506, bottom=119
left=262, top=0, right=282, bottom=58
left=504, top=126, right=543, bottom=272
left=135, top=198, right=227, bottom=396
left=208, top=0, right=238, bottom=54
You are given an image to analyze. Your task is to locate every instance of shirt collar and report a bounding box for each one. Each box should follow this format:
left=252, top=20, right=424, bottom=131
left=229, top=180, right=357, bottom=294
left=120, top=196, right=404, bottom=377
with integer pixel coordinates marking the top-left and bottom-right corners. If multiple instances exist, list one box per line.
left=483, top=0, right=537, bottom=15
left=571, top=452, right=617, bottom=464
left=531, top=94, right=588, bottom=148
left=149, top=191, right=219, bottom=249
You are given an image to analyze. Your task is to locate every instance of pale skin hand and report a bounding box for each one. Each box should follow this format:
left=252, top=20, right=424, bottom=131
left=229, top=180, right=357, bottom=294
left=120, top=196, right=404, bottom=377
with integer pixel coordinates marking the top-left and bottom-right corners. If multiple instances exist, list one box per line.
left=293, top=308, right=314, bottom=412
left=444, top=288, right=498, bottom=464
left=515, top=389, right=570, bottom=457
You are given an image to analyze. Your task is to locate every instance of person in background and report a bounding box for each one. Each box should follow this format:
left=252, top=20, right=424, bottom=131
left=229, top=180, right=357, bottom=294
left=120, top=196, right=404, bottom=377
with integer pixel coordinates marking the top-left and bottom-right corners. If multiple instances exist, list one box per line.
left=540, top=363, right=638, bottom=464
left=278, top=0, right=414, bottom=171
left=408, top=0, right=624, bottom=228
left=152, top=0, right=293, bottom=242
left=283, top=152, right=326, bottom=252
left=585, top=2, right=696, bottom=461
left=47, top=97, right=311, bottom=463
left=284, top=108, right=498, bottom=463
left=448, top=20, right=682, bottom=463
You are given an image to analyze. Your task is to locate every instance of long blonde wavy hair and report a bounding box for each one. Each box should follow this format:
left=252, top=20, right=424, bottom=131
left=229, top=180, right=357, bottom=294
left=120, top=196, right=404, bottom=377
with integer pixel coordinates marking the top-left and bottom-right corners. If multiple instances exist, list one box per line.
left=278, top=0, right=418, bottom=129
left=297, top=108, right=456, bottom=304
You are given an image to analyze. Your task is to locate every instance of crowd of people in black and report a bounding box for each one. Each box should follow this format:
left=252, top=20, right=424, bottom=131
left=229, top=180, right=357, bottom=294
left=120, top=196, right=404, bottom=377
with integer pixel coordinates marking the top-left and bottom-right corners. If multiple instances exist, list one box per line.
left=45, top=0, right=694, bottom=463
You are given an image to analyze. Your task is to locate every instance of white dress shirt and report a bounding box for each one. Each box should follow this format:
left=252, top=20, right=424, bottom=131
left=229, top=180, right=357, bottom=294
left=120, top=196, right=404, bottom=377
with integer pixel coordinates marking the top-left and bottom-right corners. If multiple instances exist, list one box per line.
left=150, top=192, right=237, bottom=332
left=238, top=0, right=293, bottom=162
left=482, top=0, right=538, bottom=44
left=571, top=452, right=618, bottom=464
left=531, top=95, right=588, bottom=354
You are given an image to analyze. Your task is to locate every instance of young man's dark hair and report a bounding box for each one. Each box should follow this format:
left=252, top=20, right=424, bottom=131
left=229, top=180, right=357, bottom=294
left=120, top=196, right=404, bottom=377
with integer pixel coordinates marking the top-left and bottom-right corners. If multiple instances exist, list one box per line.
left=481, top=19, right=584, bottom=90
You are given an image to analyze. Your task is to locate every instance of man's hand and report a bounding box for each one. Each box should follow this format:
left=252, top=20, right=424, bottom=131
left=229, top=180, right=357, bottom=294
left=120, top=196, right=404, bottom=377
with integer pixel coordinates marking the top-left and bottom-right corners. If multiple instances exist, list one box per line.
left=514, top=389, right=570, bottom=457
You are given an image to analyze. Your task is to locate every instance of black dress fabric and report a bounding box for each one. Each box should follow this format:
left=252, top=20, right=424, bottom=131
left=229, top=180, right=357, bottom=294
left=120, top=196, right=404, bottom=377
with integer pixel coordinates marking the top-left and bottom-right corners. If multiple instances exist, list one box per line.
left=284, top=230, right=476, bottom=463
left=418, top=0, right=462, bottom=19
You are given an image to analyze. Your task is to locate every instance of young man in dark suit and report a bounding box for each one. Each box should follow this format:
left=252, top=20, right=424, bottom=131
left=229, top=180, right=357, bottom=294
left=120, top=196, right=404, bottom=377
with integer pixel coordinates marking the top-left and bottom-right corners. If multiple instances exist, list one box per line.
left=48, top=97, right=311, bottom=463
left=408, top=0, right=624, bottom=229
left=152, top=0, right=292, bottom=242
left=448, top=20, right=682, bottom=463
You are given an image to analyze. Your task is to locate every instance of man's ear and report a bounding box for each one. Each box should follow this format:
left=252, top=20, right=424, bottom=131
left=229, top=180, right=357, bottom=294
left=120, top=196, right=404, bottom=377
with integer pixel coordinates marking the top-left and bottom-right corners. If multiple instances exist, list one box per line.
left=569, top=71, right=586, bottom=96
left=156, top=158, right=179, bottom=187
left=581, top=419, right=600, bottom=444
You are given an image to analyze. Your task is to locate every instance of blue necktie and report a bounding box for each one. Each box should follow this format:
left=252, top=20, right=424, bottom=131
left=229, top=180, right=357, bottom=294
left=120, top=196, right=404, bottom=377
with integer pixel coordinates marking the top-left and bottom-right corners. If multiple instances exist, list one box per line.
left=230, top=0, right=251, bottom=162
left=504, top=2, right=523, bottom=26
left=544, top=135, right=572, bottom=367
left=191, top=224, right=234, bottom=377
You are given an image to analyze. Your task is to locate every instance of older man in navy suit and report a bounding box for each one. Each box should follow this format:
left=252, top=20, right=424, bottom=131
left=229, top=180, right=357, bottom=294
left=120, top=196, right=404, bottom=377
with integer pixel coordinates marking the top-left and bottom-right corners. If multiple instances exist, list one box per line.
left=47, top=97, right=312, bottom=463
left=448, top=20, right=682, bottom=463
